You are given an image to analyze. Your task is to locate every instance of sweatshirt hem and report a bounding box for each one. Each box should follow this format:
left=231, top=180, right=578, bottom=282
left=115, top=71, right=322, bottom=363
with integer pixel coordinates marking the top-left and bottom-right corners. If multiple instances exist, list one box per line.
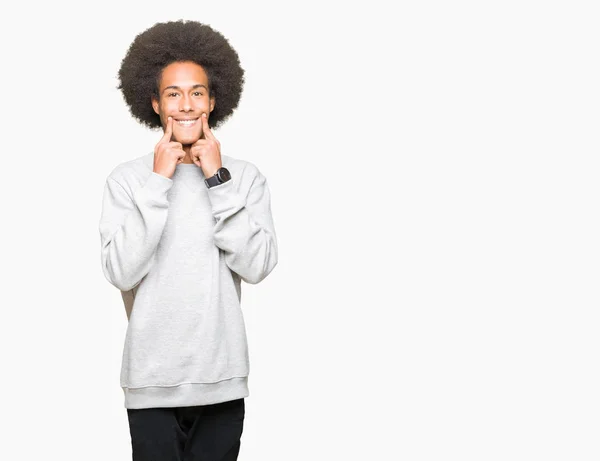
left=123, top=376, right=249, bottom=409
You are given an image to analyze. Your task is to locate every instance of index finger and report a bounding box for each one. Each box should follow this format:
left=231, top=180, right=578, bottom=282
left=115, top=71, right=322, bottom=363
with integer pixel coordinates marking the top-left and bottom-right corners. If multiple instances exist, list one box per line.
left=201, top=113, right=215, bottom=140
left=160, top=116, right=173, bottom=143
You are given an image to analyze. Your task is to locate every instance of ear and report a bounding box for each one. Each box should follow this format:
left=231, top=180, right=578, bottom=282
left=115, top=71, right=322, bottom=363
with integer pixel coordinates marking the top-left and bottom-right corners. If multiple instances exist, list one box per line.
left=151, top=96, right=159, bottom=115
left=210, top=96, right=215, bottom=112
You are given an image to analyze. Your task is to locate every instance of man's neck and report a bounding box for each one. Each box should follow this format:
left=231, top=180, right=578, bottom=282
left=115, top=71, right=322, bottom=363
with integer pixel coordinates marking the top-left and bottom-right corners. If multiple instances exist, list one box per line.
left=180, top=145, right=194, bottom=164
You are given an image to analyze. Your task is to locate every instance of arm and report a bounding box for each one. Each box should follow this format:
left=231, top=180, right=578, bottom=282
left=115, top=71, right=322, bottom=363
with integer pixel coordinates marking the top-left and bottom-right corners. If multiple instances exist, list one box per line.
left=99, top=172, right=173, bottom=291
left=207, top=165, right=278, bottom=284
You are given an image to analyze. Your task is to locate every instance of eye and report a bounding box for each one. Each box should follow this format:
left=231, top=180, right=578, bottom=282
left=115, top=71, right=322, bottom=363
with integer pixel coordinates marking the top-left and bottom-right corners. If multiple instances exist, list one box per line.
left=167, top=92, right=179, bottom=97
left=193, top=91, right=203, bottom=96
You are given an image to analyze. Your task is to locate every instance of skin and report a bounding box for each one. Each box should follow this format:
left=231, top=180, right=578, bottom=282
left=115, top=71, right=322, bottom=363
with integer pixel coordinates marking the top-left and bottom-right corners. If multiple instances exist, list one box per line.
left=151, top=61, right=223, bottom=180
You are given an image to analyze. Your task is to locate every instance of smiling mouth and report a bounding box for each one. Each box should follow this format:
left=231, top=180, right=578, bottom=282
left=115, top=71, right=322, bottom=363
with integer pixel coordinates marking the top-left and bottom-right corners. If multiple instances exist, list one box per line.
left=175, top=118, right=199, bottom=127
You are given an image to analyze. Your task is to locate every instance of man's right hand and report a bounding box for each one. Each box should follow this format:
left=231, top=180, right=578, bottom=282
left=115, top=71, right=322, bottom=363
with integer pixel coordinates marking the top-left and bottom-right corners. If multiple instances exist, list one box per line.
left=153, top=116, right=185, bottom=179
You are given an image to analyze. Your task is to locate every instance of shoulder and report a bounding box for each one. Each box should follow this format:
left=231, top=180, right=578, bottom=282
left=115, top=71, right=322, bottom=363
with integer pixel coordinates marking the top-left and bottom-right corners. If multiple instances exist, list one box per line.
left=104, top=152, right=154, bottom=194
left=222, top=154, right=265, bottom=183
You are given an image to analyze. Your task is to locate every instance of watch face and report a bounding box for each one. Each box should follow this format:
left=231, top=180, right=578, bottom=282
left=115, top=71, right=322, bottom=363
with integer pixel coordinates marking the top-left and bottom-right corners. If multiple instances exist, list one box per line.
left=219, top=167, right=232, bottom=182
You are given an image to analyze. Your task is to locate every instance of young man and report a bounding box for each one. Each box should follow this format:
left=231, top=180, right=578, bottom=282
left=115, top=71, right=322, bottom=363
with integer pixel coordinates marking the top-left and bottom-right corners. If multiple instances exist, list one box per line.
left=98, top=20, right=278, bottom=460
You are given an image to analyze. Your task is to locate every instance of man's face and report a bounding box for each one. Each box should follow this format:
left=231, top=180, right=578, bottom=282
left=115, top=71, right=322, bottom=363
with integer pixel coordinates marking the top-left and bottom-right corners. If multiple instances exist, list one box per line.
left=151, top=61, right=215, bottom=146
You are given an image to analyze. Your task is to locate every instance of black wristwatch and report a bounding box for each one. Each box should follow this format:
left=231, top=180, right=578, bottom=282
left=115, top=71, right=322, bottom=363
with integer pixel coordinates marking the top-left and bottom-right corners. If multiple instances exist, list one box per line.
left=205, top=167, right=232, bottom=188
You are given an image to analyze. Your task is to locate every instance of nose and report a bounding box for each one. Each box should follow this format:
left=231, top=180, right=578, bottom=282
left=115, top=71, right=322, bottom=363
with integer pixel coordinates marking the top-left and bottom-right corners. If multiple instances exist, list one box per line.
left=179, top=94, right=192, bottom=112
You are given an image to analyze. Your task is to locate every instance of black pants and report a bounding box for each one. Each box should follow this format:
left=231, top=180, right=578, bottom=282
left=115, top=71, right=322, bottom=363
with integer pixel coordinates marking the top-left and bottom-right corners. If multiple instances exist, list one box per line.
left=127, top=398, right=245, bottom=461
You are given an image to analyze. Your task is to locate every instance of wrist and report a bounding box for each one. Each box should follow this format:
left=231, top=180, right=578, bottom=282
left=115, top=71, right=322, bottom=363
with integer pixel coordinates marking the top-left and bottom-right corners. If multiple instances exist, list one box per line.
left=205, top=167, right=231, bottom=188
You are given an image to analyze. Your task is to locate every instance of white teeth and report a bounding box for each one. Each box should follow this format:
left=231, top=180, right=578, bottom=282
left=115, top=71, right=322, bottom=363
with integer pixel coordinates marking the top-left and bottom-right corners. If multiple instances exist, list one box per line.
left=177, top=119, right=197, bottom=126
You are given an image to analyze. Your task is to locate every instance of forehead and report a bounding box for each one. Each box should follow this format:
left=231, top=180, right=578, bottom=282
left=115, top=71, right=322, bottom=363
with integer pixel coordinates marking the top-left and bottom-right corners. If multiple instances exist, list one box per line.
left=159, top=61, right=208, bottom=89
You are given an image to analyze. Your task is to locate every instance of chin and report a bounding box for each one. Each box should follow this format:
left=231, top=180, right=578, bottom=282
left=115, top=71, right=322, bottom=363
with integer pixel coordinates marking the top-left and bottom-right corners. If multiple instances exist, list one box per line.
left=174, top=132, right=201, bottom=145
left=179, top=137, right=200, bottom=146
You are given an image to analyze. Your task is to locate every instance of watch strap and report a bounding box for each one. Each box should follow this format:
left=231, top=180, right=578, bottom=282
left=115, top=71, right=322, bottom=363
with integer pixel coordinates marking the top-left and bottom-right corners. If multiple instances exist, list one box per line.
left=204, top=167, right=231, bottom=188
left=204, top=173, right=221, bottom=188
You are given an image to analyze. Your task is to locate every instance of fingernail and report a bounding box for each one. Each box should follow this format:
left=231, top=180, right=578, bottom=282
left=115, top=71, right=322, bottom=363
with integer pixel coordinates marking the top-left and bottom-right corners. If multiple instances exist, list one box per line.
left=203, top=113, right=207, bottom=118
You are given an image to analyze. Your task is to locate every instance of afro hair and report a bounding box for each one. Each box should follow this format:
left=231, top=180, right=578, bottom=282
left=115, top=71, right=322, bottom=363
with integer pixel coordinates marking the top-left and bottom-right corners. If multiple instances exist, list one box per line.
left=117, top=20, right=245, bottom=130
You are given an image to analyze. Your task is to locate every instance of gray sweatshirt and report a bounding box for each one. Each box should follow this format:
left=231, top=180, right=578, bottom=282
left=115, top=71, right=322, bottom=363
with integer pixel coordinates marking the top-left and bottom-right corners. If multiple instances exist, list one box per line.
left=98, top=151, right=278, bottom=409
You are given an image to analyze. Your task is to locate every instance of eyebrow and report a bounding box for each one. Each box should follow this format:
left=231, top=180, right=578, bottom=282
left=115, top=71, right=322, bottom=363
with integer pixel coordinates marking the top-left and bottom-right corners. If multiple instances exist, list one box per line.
left=163, top=84, right=208, bottom=93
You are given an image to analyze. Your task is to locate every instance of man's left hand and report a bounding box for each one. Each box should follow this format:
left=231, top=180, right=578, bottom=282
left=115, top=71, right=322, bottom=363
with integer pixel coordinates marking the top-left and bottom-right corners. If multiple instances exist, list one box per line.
left=191, top=113, right=222, bottom=178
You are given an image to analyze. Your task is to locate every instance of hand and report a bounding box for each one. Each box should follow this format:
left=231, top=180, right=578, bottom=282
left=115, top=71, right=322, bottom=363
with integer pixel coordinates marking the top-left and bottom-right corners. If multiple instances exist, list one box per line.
left=191, top=113, right=222, bottom=178
left=153, top=116, right=185, bottom=179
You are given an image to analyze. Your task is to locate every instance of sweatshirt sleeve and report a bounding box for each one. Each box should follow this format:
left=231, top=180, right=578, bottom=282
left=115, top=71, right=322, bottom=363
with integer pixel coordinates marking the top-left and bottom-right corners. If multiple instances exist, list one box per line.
left=206, top=165, right=278, bottom=285
left=99, top=171, right=173, bottom=291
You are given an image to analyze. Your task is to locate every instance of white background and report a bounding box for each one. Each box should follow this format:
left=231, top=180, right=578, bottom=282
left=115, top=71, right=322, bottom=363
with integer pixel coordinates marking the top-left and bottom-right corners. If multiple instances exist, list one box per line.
left=0, top=1, right=598, bottom=460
